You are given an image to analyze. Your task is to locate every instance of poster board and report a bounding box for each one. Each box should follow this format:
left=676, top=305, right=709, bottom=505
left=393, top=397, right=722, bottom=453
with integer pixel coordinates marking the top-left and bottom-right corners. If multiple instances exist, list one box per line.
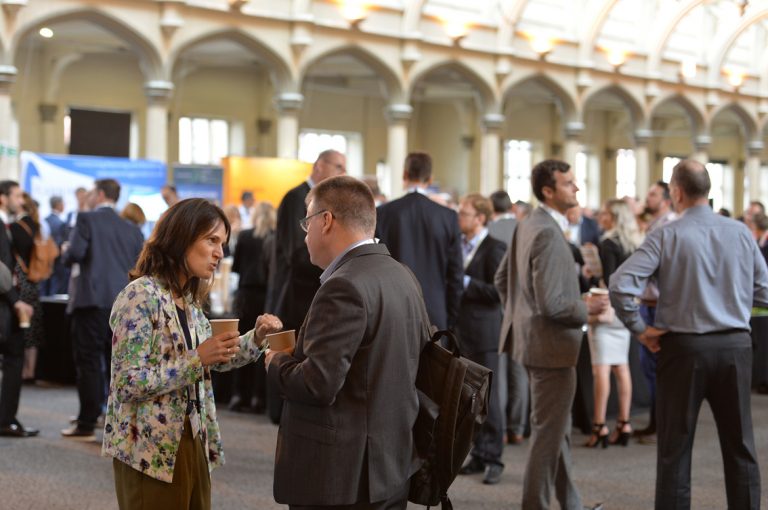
left=222, top=157, right=311, bottom=208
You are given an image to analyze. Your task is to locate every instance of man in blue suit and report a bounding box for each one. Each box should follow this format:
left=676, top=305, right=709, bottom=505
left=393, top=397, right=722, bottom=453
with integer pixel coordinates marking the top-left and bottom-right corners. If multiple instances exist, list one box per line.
left=61, top=179, right=144, bottom=440
left=376, top=152, right=463, bottom=331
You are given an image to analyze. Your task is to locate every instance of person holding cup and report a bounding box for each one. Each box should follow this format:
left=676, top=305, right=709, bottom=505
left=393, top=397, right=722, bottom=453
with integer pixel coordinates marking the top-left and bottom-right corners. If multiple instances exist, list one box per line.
left=103, top=198, right=281, bottom=510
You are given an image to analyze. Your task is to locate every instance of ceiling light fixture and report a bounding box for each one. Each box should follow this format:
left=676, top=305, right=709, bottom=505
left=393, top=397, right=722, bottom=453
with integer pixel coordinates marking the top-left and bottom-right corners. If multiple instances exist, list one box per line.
left=724, top=66, right=745, bottom=88
left=443, top=17, right=468, bottom=45
left=38, top=27, right=53, bottom=38
left=341, top=0, right=367, bottom=27
left=605, top=47, right=628, bottom=69
left=680, top=58, right=697, bottom=80
left=528, top=34, right=555, bottom=58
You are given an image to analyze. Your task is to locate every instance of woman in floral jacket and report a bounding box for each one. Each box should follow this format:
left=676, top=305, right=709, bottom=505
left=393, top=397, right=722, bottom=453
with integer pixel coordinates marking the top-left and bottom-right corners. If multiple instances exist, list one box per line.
left=103, top=198, right=281, bottom=509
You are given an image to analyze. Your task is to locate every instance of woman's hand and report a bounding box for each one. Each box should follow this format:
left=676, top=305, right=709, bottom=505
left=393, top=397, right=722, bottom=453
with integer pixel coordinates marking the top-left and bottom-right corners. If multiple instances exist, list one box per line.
left=197, top=331, right=241, bottom=366
left=255, top=314, right=283, bottom=341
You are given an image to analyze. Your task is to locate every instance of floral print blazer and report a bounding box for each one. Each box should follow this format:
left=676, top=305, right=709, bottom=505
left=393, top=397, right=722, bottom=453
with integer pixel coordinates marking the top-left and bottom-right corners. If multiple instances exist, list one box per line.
left=102, top=275, right=262, bottom=483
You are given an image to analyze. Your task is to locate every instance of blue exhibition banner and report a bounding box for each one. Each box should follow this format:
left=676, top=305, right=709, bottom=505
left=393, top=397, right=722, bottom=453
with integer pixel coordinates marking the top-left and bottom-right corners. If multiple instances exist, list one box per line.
left=20, top=152, right=167, bottom=222
left=172, top=164, right=223, bottom=204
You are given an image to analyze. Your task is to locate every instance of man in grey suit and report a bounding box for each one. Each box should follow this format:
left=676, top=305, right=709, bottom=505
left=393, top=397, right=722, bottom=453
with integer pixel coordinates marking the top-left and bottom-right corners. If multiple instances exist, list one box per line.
left=497, top=160, right=605, bottom=510
left=265, top=175, right=430, bottom=509
left=60, top=179, right=144, bottom=440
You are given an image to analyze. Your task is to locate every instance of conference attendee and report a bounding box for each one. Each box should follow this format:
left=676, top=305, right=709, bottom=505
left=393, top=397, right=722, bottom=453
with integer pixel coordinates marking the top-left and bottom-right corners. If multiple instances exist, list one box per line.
left=611, top=159, right=765, bottom=510
left=160, top=184, right=179, bottom=208
left=584, top=199, right=643, bottom=449
left=376, top=152, right=463, bottom=330
left=61, top=179, right=145, bottom=440
left=743, top=200, right=765, bottom=233
left=64, top=186, right=89, bottom=241
left=455, top=194, right=506, bottom=485
left=487, top=190, right=516, bottom=245
left=565, top=204, right=600, bottom=247
left=0, top=181, right=37, bottom=437
left=104, top=198, right=282, bottom=509
left=230, top=202, right=276, bottom=413
left=754, top=213, right=768, bottom=268
left=497, top=160, right=605, bottom=510
left=635, top=180, right=676, bottom=442
left=238, top=190, right=255, bottom=229
left=265, top=175, right=430, bottom=509
left=266, top=149, right=345, bottom=422
left=41, top=195, right=68, bottom=296
left=11, top=194, right=45, bottom=383
left=120, top=202, right=146, bottom=229
left=513, top=200, right=532, bottom=221
left=222, top=204, right=242, bottom=257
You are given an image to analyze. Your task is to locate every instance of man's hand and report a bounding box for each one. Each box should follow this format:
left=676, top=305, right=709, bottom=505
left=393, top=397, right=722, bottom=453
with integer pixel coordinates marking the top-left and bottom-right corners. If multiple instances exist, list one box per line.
left=197, top=331, right=240, bottom=366
left=638, top=326, right=667, bottom=353
left=585, top=293, right=609, bottom=315
left=264, top=344, right=295, bottom=369
left=14, top=300, right=33, bottom=320
left=255, top=313, right=283, bottom=341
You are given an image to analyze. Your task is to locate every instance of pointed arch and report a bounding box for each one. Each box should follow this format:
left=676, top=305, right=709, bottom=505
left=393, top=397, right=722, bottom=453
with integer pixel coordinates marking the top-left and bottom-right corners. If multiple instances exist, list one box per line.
left=298, top=44, right=403, bottom=103
left=502, top=72, right=578, bottom=123
left=647, top=0, right=703, bottom=72
left=10, top=7, right=162, bottom=80
left=583, top=84, right=645, bottom=129
left=408, top=60, right=497, bottom=114
left=649, top=93, right=705, bottom=136
left=169, top=29, right=293, bottom=91
left=707, top=8, right=768, bottom=84
left=710, top=102, right=757, bottom=141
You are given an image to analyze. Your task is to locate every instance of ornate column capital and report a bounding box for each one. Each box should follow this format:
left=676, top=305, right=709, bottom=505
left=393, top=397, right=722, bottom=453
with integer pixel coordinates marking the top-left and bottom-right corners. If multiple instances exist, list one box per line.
left=564, top=121, right=585, bottom=140
left=386, top=103, right=412, bottom=123
left=144, top=80, right=174, bottom=104
left=634, top=129, right=653, bottom=146
left=482, top=113, right=505, bottom=131
left=275, top=92, right=304, bottom=113
left=747, top=140, right=764, bottom=157
left=694, top=134, right=712, bottom=152
left=38, top=103, right=57, bottom=123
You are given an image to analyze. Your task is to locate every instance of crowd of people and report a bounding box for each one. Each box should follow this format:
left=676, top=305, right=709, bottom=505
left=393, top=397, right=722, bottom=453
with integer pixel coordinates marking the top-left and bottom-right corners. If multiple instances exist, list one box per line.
left=0, top=150, right=765, bottom=510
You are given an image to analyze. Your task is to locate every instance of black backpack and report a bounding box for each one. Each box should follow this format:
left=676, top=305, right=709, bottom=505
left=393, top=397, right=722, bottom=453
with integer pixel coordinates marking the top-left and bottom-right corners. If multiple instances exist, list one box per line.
left=409, top=329, right=493, bottom=509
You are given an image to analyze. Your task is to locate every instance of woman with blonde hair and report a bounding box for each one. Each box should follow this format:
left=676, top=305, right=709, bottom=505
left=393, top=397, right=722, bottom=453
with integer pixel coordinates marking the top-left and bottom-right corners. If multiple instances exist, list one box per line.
left=229, top=201, right=276, bottom=412
left=585, top=198, right=644, bottom=448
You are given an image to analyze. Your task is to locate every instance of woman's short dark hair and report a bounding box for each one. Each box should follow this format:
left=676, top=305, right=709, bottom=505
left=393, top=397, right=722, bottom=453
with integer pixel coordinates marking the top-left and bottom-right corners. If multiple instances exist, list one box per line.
left=531, top=159, right=570, bottom=202
left=130, top=198, right=230, bottom=304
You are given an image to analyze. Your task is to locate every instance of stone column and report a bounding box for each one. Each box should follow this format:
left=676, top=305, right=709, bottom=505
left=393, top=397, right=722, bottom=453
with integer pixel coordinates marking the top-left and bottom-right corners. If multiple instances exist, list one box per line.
left=385, top=103, right=412, bottom=200
left=275, top=92, right=303, bottom=159
left=0, top=66, right=18, bottom=180
left=634, top=129, right=653, bottom=201
left=563, top=121, right=584, bottom=166
left=746, top=140, right=764, bottom=202
left=38, top=103, right=58, bottom=153
left=692, top=134, right=711, bottom=165
left=480, top=113, right=504, bottom=195
left=144, top=80, right=174, bottom=163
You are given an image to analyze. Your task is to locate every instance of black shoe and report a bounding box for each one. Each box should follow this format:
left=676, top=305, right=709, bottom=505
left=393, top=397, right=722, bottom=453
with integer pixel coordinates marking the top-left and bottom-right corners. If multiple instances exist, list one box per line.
left=0, top=422, right=39, bottom=437
left=61, top=424, right=96, bottom=441
left=458, top=457, right=485, bottom=475
left=482, top=463, right=504, bottom=485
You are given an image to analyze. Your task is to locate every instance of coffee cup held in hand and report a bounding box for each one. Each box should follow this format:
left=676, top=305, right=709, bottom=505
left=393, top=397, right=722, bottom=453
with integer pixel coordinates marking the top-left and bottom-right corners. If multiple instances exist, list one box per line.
left=210, top=318, right=239, bottom=336
left=589, top=287, right=609, bottom=297
left=266, top=329, right=296, bottom=351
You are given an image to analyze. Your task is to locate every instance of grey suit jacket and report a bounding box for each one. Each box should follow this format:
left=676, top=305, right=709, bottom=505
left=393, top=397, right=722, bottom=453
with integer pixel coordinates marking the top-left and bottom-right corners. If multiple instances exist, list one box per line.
left=488, top=216, right=517, bottom=246
left=495, top=207, right=587, bottom=368
left=267, top=243, right=431, bottom=506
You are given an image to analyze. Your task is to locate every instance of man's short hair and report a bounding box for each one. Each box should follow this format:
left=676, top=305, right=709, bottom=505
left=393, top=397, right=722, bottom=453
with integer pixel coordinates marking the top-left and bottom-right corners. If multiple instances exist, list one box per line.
left=671, top=160, right=710, bottom=200
left=463, top=193, right=494, bottom=226
left=754, top=212, right=768, bottom=232
left=531, top=159, right=570, bottom=202
left=241, top=191, right=254, bottom=202
left=307, top=176, right=376, bottom=236
left=96, top=178, right=121, bottom=202
left=404, top=152, right=432, bottom=183
left=0, top=180, right=19, bottom=198
left=750, top=200, right=766, bottom=214
left=489, top=190, right=512, bottom=213
left=50, top=195, right=63, bottom=209
left=655, top=180, right=671, bottom=201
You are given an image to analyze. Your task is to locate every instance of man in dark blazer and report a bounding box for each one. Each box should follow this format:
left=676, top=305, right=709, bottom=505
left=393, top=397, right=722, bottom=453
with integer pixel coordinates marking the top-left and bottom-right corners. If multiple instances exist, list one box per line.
left=61, top=178, right=144, bottom=439
left=41, top=195, right=68, bottom=296
left=455, top=194, right=506, bottom=485
left=497, top=160, right=605, bottom=510
left=376, top=152, right=463, bottom=331
left=0, top=180, right=37, bottom=437
left=265, top=149, right=346, bottom=423
left=566, top=206, right=600, bottom=247
left=266, top=176, right=430, bottom=509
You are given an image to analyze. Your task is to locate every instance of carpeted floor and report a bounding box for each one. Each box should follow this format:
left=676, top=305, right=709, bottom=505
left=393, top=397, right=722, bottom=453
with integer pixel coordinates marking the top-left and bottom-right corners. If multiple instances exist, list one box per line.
left=1, top=382, right=767, bottom=509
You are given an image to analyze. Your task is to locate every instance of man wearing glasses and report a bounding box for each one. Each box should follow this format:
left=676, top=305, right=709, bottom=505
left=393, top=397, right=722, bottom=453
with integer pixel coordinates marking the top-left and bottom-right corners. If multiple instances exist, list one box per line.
left=265, top=149, right=346, bottom=423
left=266, top=175, right=430, bottom=509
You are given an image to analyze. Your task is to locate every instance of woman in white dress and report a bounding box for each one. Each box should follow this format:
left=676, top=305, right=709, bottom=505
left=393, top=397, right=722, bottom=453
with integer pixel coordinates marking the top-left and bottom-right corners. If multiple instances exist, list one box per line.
left=585, top=199, right=644, bottom=448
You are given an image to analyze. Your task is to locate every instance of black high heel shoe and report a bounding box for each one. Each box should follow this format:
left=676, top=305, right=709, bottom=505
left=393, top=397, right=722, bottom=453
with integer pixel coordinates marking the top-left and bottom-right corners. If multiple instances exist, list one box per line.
left=609, top=419, right=632, bottom=446
left=584, top=423, right=609, bottom=448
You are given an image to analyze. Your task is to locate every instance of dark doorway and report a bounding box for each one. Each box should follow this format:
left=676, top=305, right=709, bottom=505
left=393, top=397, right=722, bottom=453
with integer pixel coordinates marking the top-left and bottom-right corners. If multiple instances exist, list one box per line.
left=69, top=107, right=131, bottom=157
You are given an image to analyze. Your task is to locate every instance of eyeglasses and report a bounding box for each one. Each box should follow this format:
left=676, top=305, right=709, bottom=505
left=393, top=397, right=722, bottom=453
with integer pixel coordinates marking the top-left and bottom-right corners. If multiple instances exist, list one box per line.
left=299, top=209, right=328, bottom=232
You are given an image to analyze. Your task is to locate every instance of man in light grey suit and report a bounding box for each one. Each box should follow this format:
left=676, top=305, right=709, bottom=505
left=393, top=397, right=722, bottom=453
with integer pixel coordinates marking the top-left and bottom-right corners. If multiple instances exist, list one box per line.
left=497, top=159, right=605, bottom=510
